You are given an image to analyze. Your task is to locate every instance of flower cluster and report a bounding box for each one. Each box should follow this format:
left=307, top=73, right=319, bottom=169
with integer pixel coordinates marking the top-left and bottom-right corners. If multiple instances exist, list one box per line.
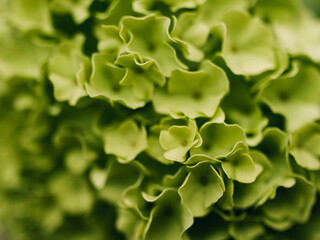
left=0, top=0, right=320, bottom=239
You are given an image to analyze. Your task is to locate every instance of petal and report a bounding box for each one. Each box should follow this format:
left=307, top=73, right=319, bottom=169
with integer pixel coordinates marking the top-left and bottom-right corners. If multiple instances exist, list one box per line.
left=48, top=40, right=89, bottom=105
left=86, top=53, right=147, bottom=108
left=7, top=0, right=53, bottom=33
left=49, top=172, right=93, bottom=214
left=222, top=151, right=259, bottom=183
left=153, top=60, right=229, bottom=118
left=178, top=161, right=225, bottom=217
left=261, top=176, right=316, bottom=230
left=191, top=122, right=245, bottom=158
left=221, top=10, right=276, bottom=75
left=144, top=189, right=193, bottom=240
left=103, top=120, right=148, bottom=163
left=120, top=15, right=186, bottom=76
left=261, top=62, right=320, bottom=131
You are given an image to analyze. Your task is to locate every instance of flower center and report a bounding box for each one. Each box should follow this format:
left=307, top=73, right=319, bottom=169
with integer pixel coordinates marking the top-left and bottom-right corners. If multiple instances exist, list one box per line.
left=231, top=45, right=238, bottom=53
left=135, top=66, right=144, bottom=74
left=112, top=84, right=121, bottom=92
left=181, top=140, right=188, bottom=147
left=130, top=141, right=137, bottom=148
left=203, top=143, right=211, bottom=151
left=162, top=206, right=174, bottom=217
left=192, top=91, right=202, bottom=100
left=148, top=43, right=156, bottom=52
left=199, top=176, right=209, bottom=186
left=279, top=92, right=289, bottom=101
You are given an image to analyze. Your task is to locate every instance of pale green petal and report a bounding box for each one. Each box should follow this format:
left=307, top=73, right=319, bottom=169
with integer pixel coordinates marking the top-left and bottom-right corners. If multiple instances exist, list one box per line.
left=65, top=148, right=97, bottom=174
left=116, top=207, right=147, bottom=240
left=96, top=0, right=135, bottom=26
left=172, top=12, right=208, bottom=47
left=144, top=189, right=193, bottom=240
left=120, top=15, right=186, bottom=76
left=222, top=150, right=259, bottom=183
left=191, top=122, right=245, bottom=158
left=103, top=120, right=147, bottom=163
left=291, top=149, right=320, bottom=170
left=50, top=0, right=94, bottom=24
left=217, top=176, right=234, bottom=210
left=198, top=0, right=248, bottom=27
left=7, top=0, right=53, bottom=33
left=0, top=24, right=52, bottom=79
left=153, top=60, right=229, bottom=118
left=89, top=167, right=107, bottom=189
left=159, top=119, right=199, bottom=162
left=221, top=75, right=268, bottom=138
left=255, top=0, right=320, bottom=62
left=146, top=134, right=172, bottom=165
left=99, top=160, right=141, bottom=204
left=261, top=62, right=320, bottom=132
left=233, top=128, right=296, bottom=209
left=96, top=25, right=126, bottom=61
left=221, top=10, right=276, bottom=75
left=229, top=220, right=265, bottom=240
left=48, top=40, right=89, bottom=105
left=261, top=176, right=316, bottom=231
left=49, top=172, right=93, bottom=214
left=290, top=123, right=320, bottom=170
left=86, top=53, right=147, bottom=108
left=115, top=53, right=165, bottom=102
left=178, top=162, right=225, bottom=217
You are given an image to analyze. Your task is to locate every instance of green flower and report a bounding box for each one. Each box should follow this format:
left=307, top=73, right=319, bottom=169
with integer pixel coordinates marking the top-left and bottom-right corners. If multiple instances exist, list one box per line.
left=95, top=25, right=126, bottom=61
left=116, top=207, right=147, bottom=240
left=119, top=15, right=186, bottom=76
left=50, top=0, right=94, bottom=24
left=144, top=189, right=193, bottom=240
left=49, top=172, right=93, bottom=214
left=96, top=0, right=135, bottom=26
left=65, top=147, right=97, bottom=175
left=159, top=118, right=202, bottom=162
left=261, top=62, right=320, bottom=132
left=171, top=0, right=250, bottom=63
left=0, top=23, right=52, bottom=79
left=121, top=176, right=150, bottom=217
left=114, top=53, right=165, bottom=103
left=229, top=219, right=265, bottom=240
left=48, top=37, right=89, bottom=105
left=221, top=142, right=262, bottom=183
left=255, top=0, right=320, bottom=62
left=146, top=134, right=171, bottom=165
left=221, top=10, right=276, bottom=75
left=86, top=53, right=148, bottom=108
left=197, top=0, right=248, bottom=28
left=171, top=12, right=207, bottom=61
left=153, top=60, right=229, bottom=118
left=103, top=119, right=147, bottom=163
left=97, top=159, right=142, bottom=204
left=191, top=122, right=245, bottom=158
left=178, top=161, right=225, bottom=217
left=290, top=123, right=320, bottom=170
left=233, top=150, right=272, bottom=209
left=221, top=74, right=268, bottom=144
left=250, top=46, right=289, bottom=92
left=233, top=129, right=295, bottom=209
left=261, top=176, right=316, bottom=231
left=7, top=0, right=53, bottom=33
